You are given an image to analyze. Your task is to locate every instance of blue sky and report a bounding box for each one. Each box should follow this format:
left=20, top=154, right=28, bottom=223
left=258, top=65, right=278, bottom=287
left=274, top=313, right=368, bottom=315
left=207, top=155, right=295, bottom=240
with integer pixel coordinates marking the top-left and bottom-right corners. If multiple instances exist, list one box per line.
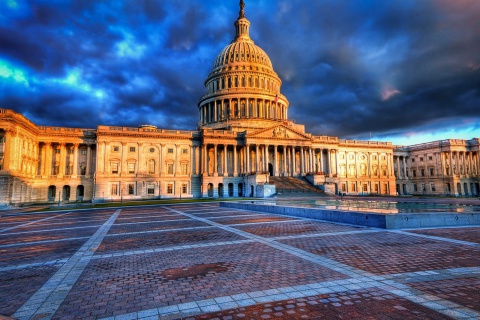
left=1, top=0, right=479, bottom=146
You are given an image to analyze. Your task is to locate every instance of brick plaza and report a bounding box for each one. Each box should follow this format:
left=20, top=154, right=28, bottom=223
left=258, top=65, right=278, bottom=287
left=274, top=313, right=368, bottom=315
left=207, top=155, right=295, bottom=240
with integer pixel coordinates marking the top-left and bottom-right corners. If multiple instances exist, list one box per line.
left=0, top=202, right=479, bottom=319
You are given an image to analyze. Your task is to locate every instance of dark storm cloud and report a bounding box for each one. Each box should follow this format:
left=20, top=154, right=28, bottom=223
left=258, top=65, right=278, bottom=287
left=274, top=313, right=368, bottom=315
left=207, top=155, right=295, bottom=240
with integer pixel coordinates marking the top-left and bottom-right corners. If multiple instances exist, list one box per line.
left=1, top=0, right=479, bottom=142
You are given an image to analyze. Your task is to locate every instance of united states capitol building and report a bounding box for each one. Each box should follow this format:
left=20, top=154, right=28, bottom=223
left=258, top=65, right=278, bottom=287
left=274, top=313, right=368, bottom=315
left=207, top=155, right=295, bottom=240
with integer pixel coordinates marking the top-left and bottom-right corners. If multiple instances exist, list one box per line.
left=1, top=2, right=479, bottom=206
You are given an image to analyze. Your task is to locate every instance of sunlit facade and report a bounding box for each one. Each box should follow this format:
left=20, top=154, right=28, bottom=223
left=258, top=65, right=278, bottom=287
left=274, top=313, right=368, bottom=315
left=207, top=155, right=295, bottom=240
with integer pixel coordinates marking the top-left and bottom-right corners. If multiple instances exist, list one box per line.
left=0, top=2, right=478, bottom=206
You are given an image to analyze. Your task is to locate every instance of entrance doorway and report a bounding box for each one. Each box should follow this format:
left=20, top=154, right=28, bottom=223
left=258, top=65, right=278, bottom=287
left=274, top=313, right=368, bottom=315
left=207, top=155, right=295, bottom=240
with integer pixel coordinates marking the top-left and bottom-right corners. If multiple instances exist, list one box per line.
left=268, top=163, right=273, bottom=176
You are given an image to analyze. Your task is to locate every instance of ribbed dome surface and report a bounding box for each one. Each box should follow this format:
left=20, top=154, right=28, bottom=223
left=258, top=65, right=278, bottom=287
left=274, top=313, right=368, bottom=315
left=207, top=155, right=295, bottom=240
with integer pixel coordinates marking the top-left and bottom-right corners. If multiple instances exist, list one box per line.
left=213, top=41, right=273, bottom=69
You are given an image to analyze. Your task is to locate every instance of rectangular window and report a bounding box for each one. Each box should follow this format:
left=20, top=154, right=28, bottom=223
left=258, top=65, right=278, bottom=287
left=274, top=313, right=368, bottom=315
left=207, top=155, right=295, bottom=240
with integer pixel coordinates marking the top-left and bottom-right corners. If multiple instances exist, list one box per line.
left=167, top=183, right=173, bottom=194
left=128, top=163, right=135, bottom=174
left=182, top=183, right=188, bottom=194
left=112, top=146, right=119, bottom=152
left=55, top=149, right=60, bottom=154
left=412, top=169, right=416, bottom=177
left=53, top=165, right=59, bottom=175
left=167, top=164, right=174, bottom=174
left=68, top=149, right=74, bottom=154
left=111, top=184, right=118, bottom=196
left=182, top=148, right=188, bottom=154
left=352, top=183, right=356, bottom=192
left=429, top=156, right=433, bottom=161
left=420, top=157, right=424, bottom=162
left=341, top=183, right=346, bottom=192
left=363, top=184, right=368, bottom=192
left=129, top=147, right=136, bottom=152
left=374, top=184, right=379, bottom=193
left=430, top=168, right=434, bottom=176
left=111, top=163, right=118, bottom=174
left=81, top=149, right=87, bottom=155
left=128, top=184, right=135, bottom=195
left=421, top=183, right=426, bottom=192
left=411, top=158, right=415, bottom=163
left=430, top=183, right=436, bottom=192
left=168, top=148, right=174, bottom=153
left=421, top=169, right=425, bottom=177
left=181, top=164, right=188, bottom=175
left=414, top=184, right=417, bottom=192
left=147, top=185, right=155, bottom=195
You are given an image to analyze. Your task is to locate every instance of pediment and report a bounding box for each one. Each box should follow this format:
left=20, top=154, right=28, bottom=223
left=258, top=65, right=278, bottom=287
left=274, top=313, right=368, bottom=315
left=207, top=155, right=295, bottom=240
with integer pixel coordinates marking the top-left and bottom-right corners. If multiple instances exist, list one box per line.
left=246, top=125, right=311, bottom=141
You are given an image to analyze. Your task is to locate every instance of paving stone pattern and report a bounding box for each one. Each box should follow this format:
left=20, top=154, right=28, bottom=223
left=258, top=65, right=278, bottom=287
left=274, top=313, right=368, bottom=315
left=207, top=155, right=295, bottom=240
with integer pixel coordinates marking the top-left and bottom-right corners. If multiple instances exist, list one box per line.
left=408, top=227, right=480, bottom=244
left=0, top=203, right=479, bottom=319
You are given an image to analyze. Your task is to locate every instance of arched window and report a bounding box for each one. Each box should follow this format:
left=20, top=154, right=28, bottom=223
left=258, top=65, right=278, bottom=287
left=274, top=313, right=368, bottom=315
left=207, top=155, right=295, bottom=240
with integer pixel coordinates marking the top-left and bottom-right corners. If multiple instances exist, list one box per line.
left=248, top=77, right=252, bottom=87
left=235, top=77, right=239, bottom=87
left=148, top=159, right=155, bottom=174
left=228, top=77, right=232, bottom=88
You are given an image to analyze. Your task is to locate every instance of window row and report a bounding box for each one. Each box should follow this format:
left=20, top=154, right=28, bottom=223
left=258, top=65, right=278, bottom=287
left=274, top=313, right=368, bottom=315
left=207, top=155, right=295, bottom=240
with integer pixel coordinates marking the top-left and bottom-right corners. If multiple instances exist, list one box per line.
left=109, top=182, right=189, bottom=196
left=208, top=75, right=278, bottom=93
left=110, top=161, right=189, bottom=175
left=110, top=146, right=189, bottom=154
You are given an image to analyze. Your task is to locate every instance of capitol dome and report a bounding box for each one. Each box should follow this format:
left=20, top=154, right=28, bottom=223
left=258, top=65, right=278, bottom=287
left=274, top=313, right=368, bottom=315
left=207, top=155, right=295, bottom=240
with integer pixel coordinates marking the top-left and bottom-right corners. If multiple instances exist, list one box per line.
left=198, top=0, right=289, bottom=131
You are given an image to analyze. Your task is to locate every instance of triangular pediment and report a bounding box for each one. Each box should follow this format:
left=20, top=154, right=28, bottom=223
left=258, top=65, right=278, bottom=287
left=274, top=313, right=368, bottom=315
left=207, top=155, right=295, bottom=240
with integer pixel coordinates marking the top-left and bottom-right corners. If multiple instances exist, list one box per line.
left=246, top=125, right=312, bottom=141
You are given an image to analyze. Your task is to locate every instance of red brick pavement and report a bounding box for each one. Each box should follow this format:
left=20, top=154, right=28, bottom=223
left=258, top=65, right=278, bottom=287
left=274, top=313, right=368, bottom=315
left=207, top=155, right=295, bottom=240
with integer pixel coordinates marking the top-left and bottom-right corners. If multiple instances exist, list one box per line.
left=191, top=287, right=451, bottom=320
left=55, top=243, right=346, bottom=319
left=209, top=215, right=297, bottom=225
left=0, top=239, right=88, bottom=267
left=0, top=265, right=59, bottom=316
left=279, top=231, right=480, bottom=275
left=96, top=227, right=247, bottom=254
left=408, top=227, right=480, bottom=244
left=410, top=277, right=480, bottom=312
left=234, top=220, right=363, bottom=238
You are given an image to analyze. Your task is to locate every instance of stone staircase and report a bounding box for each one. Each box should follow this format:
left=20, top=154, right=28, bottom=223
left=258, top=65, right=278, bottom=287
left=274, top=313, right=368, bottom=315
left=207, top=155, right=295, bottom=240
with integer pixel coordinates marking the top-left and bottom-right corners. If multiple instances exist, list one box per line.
left=269, top=176, right=324, bottom=196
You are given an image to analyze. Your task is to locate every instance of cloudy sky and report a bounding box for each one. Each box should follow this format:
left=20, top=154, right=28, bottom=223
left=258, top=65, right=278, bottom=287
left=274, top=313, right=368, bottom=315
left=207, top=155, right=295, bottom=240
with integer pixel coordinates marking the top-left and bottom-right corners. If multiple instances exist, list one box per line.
left=1, top=0, right=479, bottom=145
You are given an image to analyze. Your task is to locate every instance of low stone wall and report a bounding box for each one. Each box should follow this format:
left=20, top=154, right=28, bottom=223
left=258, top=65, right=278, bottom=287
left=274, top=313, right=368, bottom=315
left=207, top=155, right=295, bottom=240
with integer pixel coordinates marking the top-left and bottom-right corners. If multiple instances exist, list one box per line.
left=221, top=202, right=480, bottom=229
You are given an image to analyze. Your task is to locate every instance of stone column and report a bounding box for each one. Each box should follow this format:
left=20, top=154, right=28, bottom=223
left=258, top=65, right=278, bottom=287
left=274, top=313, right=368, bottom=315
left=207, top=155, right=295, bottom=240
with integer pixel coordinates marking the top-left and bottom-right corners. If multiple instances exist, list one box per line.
left=246, top=145, right=250, bottom=173
left=86, top=144, right=92, bottom=176
left=274, top=145, right=278, bottom=176
left=326, top=149, right=331, bottom=175
left=224, top=144, right=228, bottom=175
left=40, top=142, right=48, bottom=175
left=283, top=146, right=287, bottom=176
left=203, top=145, right=207, bottom=174
left=265, top=145, right=269, bottom=172
left=354, top=152, right=358, bottom=178
left=255, top=145, right=260, bottom=172
left=334, top=149, right=339, bottom=175
left=292, top=147, right=296, bottom=176
left=191, top=146, right=196, bottom=175
left=174, top=144, right=179, bottom=176
left=58, top=142, right=66, bottom=176
left=72, top=143, right=79, bottom=177
left=449, top=152, right=453, bottom=175
left=214, top=144, right=218, bottom=176
left=233, top=145, right=238, bottom=176
left=403, top=156, right=407, bottom=178
left=158, top=144, right=163, bottom=176
left=319, top=149, right=324, bottom=173
left=120, top=142, right=127, bottom=174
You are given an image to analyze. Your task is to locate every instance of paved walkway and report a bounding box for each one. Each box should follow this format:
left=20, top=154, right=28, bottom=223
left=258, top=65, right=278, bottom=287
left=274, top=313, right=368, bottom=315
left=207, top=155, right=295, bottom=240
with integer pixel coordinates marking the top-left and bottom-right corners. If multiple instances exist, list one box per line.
left=0, top=203, right=479, bottom=319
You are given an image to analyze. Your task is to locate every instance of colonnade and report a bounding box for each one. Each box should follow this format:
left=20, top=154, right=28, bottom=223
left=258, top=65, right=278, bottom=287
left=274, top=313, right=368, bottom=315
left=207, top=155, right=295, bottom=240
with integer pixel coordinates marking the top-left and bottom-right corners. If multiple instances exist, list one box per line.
left=394, top=151, right=480, bottom=179
left=200, top=97, right=287, bottom=125
left=38, top=142, right=93, bottom=177
left=442, top=151, right=479, bottom=176
left=200, top=143, right=336, bottom=177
